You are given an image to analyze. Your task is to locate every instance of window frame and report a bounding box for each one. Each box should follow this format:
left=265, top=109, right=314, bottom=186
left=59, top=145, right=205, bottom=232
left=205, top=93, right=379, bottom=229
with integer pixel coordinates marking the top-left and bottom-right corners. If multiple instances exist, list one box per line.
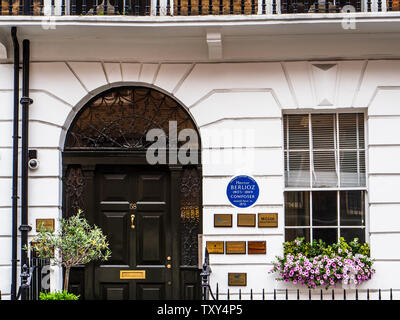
left=282, top=110, right=369, bottom=244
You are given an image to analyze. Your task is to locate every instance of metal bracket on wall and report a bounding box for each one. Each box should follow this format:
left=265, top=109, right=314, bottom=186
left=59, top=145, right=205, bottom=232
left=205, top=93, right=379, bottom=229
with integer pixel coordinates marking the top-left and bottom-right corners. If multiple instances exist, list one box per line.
left=20, top=96, right=33, bottom=105
left=18, top=224, right=32, bottom=232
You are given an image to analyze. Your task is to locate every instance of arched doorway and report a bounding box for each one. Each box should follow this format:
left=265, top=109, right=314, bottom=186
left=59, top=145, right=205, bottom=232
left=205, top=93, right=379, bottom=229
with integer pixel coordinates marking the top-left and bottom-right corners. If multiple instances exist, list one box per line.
left=62, top=86, right=202, bottom=300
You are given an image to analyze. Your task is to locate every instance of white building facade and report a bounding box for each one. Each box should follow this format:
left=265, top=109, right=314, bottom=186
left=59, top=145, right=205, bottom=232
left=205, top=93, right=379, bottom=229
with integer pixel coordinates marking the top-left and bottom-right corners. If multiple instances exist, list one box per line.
left=1, top=1, right=400, bottom=300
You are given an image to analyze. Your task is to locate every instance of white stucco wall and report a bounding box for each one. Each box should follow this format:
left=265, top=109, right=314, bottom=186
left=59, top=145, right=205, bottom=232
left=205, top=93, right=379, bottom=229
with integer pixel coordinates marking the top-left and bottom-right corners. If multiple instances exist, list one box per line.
left=1, top=59, right=400, bottom=299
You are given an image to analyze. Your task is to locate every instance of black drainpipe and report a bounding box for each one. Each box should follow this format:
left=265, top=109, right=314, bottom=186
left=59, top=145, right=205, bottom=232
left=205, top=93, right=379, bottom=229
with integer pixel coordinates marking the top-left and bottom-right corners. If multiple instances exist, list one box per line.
left=10, top=27, right=20, bottom=301
left=19, top=39, right=33, bottom=301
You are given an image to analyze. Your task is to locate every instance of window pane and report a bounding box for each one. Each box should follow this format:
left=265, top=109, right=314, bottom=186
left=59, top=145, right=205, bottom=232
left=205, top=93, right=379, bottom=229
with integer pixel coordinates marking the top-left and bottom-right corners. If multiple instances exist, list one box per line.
left=340, top=228, right=365, bottom=243
left=285, top=115, right=309, bottom=150
left=359, top=150, right=366, bottom=186
left=358, top=113, right=365, bottom=149
left=313, top=151, right=338, bottom=187
left=285, top=228, right=310, bottom=243
left=312, top=191, right=337, bottom=226
left=340, top=150, right=358, bottom=187
left=339, top=113, right=357, bottom=149
left=313, top=228, right=337, bottom=245
left=285, top=191, right=310, bottom=226
left=311, top=114, right=335, bottom=150
left=285, top=151, right=310, bottom=187
left=340, top=191, right=365, bottom=226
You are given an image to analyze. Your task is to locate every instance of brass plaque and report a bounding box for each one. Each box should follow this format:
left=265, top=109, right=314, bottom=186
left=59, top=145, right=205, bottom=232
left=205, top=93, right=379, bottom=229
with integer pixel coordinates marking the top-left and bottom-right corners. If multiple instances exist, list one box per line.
left=36, top=219, right=55, bottom=232
left=248, top=241, right=266, bottom=254
left=214, top=214, right=232, bottom=227
left=228, top=273, right=247, bottom=286
left=120, top=270, right=146, bottom=279
left=206, top=241, right=224, bottom=254
left=237, top=214, right=256, bottom=227
left=226, top=241, right=246, bottom=254
left=258, top=213, right=278, bottom=228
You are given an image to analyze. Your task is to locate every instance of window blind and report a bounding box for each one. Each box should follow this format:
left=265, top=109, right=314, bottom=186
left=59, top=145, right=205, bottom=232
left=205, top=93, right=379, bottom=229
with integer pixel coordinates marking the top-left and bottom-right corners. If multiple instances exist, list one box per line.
left=284, top=115, right=310, bottom=187
left=284, top=113, right=366, bottom=188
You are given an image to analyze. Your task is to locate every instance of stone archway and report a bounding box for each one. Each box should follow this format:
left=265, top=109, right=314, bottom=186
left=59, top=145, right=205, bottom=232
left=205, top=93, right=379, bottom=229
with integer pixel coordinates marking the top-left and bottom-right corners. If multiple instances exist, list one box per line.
left=62, top=85, right=202, bottom=300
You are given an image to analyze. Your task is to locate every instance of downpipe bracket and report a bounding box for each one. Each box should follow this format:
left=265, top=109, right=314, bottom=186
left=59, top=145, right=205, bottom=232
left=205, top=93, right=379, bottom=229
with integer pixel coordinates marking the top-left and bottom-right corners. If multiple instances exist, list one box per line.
left=18, top=224, right=32, bottom=232
left=20, top=96, right=33, bottom=105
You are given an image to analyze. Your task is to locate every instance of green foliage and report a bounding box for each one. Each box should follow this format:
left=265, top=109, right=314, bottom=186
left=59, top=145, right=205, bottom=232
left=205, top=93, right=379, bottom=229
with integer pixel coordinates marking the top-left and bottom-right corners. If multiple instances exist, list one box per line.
left=31, top=210, right=111, bottom=267
left=39, top=290, right=80, bottom=300
left=270, top=237, right=375, bottom=289
left=283, top=237, right=371, bottom=259
left=29, top=210, right=111, bottom=290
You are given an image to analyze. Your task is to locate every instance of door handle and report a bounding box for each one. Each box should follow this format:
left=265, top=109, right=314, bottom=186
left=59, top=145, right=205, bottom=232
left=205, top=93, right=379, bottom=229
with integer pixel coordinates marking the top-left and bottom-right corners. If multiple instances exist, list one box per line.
left=130, top=214, right=135, bottom=229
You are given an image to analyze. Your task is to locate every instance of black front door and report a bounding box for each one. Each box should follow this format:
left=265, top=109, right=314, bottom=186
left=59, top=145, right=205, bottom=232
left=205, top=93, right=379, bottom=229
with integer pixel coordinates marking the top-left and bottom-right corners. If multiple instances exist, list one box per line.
left=93, top=165, right=172, bottom=300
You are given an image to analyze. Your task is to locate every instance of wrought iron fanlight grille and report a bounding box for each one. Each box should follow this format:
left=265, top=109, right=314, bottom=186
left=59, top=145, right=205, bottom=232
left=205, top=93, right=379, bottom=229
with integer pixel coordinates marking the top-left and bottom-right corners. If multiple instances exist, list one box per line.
left=65, top=86, right=199, bottom=150
left=180, top=167, right=201, bottom=267
left=64, top=165, right=85, bottom=218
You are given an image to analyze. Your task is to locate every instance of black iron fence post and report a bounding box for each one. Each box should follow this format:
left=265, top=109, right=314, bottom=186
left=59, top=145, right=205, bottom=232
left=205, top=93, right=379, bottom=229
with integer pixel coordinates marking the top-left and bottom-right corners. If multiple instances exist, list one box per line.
left=200, top=248, right=212, bottom=300
left=18, top=264, right=31, bottom=300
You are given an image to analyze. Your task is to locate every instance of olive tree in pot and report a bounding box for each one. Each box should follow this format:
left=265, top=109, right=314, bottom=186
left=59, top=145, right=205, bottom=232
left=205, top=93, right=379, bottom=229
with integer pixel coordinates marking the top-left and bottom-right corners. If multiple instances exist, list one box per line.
left=29, top=210, right=111, bottom=295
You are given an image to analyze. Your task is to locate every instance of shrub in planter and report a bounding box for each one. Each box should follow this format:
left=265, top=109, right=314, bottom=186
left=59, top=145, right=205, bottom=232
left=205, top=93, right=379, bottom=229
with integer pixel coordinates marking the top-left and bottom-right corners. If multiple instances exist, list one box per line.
left=269, top=237, right=375, bottom=289
left=28, top=210, right=111, bottom=292
left=39, top=291, right=80, bottom=300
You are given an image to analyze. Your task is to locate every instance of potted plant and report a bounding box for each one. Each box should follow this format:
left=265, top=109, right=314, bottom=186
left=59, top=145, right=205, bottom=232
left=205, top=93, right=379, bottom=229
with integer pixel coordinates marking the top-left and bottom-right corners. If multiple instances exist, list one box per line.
left=29, top=210, right=111, bottom=298
left=39, top=291, right=80, bottom=300
left=269, top=237, right=375, bottom=289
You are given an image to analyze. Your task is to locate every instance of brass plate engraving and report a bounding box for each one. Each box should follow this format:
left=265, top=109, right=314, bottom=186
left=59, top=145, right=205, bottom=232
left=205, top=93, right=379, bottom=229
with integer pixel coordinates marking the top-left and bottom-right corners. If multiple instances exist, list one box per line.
left=214, top=214, right=232, bottom=227
left=258, top=213, right=278, bottom=228
left=120, top=270, right=146, bottom=280
left=228, top=273, right=247, bottom=286
left=248, top=241, right=266, bottom=254
left=36, top=219, right=55, bottom=232
left=226, top=241, right=246, bottom=254
left=237, top=214, right=256, bottom=227
left=206, top=241, right=224, bottom=254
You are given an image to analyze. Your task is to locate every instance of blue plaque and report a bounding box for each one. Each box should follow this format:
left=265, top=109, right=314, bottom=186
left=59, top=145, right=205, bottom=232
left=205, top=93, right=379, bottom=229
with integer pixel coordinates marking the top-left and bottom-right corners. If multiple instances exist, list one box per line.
left=226, top=175, right=259, bottom=208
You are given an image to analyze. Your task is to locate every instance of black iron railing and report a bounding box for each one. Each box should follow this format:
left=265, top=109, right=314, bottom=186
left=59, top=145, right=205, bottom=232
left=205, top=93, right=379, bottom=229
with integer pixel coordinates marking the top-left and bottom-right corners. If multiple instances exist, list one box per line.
left=16, top=247, right=50, bottom=300
left=0, top=0, right=394, bottom=16
left=205, top=285, right=400, bottom=300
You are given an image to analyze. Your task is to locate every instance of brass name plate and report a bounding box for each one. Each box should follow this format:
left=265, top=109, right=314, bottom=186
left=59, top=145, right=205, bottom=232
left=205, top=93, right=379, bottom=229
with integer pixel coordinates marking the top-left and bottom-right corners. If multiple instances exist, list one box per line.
left=237, top=214, right=256, bottom=227
left=120, top=270, right=146, bottom=280
left=36, top=219, right=55, bottom=232
left=206, top=241, right=224, bottom=254
left=214, top=214, right=232, bottom=227
left=248, top=241, right=266, bottom=254
left=228, top=273, right=247, bottom=286
left=226, top=241, right=246, bottom=254
left=258, top=213, right=278, bottom=228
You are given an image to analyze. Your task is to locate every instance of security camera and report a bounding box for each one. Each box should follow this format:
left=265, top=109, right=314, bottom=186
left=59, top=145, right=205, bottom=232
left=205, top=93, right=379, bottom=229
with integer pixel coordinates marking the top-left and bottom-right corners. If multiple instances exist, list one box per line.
left=28, top=158, right=39, bottom=170
left=28, top=150, right=39, bottom=170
